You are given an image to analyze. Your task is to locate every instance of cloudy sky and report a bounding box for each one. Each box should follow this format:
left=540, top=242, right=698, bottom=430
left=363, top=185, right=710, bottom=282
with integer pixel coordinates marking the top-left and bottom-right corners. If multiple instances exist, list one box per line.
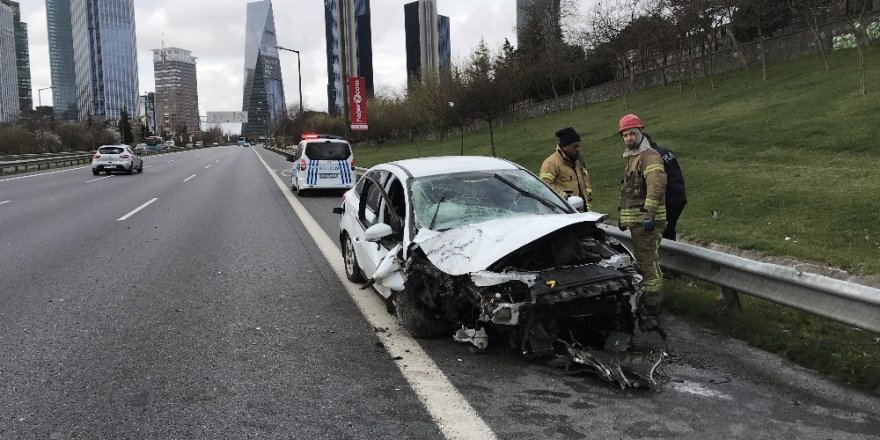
left=20, top=0, right=519, bottom=117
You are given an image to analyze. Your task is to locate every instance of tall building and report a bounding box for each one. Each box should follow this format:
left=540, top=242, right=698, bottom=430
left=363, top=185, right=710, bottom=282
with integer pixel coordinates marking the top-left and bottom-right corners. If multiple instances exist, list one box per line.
left=0, top=2, right=18, bottom=122
left=45, top=0, right=77, bottom=120
left=138, top=92, right=156, bottom=134
left=323, top=0, right=374, bottom=117
left=241, top=0, right=286, bottom=138
left=69, top=0, right=139, bottom=121
left=0, top=1, right=30, bottom=113
left=153, top=47, right=199, bottom=137
left=516, top=0, right=561, bottom=51
left=404, top=0, right=449, bottom=82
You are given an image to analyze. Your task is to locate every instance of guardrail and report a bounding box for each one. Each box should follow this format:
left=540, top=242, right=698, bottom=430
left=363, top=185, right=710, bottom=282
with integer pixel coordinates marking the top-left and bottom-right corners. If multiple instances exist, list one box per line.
left=0, top=144, right=222, bottom=176
left=306, top=161, right=880, bottom=334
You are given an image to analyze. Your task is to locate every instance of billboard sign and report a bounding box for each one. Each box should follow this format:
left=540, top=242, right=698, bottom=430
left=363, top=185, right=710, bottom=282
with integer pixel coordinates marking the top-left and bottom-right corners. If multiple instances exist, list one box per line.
left=348, top=77, right=368, bottom=131
left=207, top=112, right=249, bottom=123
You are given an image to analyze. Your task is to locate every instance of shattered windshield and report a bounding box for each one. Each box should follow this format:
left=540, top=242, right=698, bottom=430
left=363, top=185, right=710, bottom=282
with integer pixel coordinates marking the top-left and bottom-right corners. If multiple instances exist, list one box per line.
left=410, top=169, right=569, bottom=231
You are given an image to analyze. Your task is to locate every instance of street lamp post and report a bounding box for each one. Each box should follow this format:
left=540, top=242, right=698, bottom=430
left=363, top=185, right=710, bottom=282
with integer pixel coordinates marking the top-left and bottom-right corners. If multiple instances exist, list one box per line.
left=276, top=45, right=304, bottom=139
left=38, top=87, right=53, bottom=107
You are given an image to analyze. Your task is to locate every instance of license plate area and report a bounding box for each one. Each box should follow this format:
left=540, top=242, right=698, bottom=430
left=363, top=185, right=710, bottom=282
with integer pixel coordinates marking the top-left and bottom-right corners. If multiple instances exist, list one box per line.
left=319, top=173, right=338, bottom=179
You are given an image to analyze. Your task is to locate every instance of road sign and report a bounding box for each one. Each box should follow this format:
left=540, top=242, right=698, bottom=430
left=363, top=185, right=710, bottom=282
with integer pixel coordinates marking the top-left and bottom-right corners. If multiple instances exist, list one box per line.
left=207, top=112, right=248, bottom=123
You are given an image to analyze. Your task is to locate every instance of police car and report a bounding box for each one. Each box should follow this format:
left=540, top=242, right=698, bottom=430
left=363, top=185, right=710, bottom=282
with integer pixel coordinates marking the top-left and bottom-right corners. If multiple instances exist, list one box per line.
left=288, top=134, right=356, bottom=196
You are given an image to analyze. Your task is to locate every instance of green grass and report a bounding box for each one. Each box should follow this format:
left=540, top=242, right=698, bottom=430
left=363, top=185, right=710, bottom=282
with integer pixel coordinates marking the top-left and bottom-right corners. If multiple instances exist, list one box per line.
left=356, top=48, right=880, bottom=275
left=353, top=48, right=880, bottom=391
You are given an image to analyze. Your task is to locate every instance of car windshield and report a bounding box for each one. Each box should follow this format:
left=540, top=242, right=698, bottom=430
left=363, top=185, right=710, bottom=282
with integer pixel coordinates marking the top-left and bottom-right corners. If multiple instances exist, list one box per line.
left=410, top=169, right=569, bottom=231
left=98, top=147, right=124, bottom=154
left=304, top=142, right=351, bottom=160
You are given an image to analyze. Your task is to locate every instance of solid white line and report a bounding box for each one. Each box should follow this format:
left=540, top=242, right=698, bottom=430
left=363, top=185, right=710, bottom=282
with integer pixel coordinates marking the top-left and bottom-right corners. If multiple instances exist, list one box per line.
left=183, top=174, right=197, bottom=182
left=0, top=166, right=89, bottom=183
left=252, top=149, right=496, bottom=440
left=117, top=197, right=158, bottom=222
left=0, top=200, right=11, bottom=205
left=214, top=159, right=220, bottom=163
left=204, top=164, right=212, bottom=169
left=85, top=175, right=112, bottom=183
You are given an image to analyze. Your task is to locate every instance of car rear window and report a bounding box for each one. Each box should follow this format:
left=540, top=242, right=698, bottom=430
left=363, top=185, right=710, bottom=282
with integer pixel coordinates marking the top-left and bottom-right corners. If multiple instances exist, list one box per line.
left=98, top=147, right=125, bottom=154
left=304, top=142, right=351, bottom=160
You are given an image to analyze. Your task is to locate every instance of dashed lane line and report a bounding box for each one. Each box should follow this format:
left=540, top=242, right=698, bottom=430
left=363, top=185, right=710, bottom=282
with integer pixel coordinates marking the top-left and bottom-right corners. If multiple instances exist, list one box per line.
left=204, top=164, right=212, bottom=169
left=0, top=200, right=11, bottom=205
left=117, top=198, right=158, bottom=222
left=252, top=149, right=497, bottom=440
left=183, top=174, right=197, bottom=182
left=85, top=175, right=112, bottom=183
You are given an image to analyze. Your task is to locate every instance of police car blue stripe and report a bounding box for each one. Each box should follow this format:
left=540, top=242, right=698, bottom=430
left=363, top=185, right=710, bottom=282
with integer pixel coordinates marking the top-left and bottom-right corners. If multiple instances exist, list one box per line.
left=340, top=160, right=349, bottom=184
left=308, top=161, right=315, bottom=185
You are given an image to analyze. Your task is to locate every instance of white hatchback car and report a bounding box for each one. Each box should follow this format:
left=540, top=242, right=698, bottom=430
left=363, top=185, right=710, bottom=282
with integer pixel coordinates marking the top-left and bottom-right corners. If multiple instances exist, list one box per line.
left=91, top=145, right=143, bottom=175
left=288, top=137, right=355, bottom=196
left=334, top=156, right=666, bottom=389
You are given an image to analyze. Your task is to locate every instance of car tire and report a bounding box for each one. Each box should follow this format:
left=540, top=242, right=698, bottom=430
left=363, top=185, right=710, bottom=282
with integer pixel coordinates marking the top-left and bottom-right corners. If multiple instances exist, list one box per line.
left=296, top=186, right=307, bottom=197
left=92, top=170, right=99, bottom=176
left=137, top=163, right=143, bottom=173
left=342, top=234, right=366, bottom=282
left=395, top=272, right=453, bottom=338
left=125, top=165, right=133, bottom=175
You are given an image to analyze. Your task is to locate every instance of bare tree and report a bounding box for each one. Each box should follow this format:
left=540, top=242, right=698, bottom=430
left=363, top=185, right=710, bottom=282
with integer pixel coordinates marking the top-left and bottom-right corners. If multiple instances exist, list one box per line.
left=459, top=40, right=518, bottom=157
left=833, top=0, right=870, bottom=94
left=788, top=0, right=832, bottom=72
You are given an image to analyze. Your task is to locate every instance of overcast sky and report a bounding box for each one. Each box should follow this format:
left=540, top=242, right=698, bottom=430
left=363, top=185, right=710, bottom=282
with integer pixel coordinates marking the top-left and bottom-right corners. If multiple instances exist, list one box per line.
left=20, top=0, right=519, bottom=116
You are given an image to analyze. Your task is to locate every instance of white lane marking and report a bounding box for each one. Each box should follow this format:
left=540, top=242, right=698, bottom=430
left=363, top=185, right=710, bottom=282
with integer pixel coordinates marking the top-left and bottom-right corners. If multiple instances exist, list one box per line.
left=85, top=175, right=112, bottom=183
left=183, top=174, right=197, bottom=182
left=0, top=200, right=11, bottom=205
left=0, top=166, right=89, bottom=183
left=204, top=164, right=212, bottom=169
left=117, top=197, right=158, bottom=222
left=672, top=381, right=733, bottom=400
left=214, top=159, right=220, bottom=163
left=252, top=149, right=497, bottom=440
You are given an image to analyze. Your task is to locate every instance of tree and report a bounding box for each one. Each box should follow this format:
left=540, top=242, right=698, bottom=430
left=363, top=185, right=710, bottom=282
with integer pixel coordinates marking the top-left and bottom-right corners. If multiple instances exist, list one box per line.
left=732, top=0, right=794, bottom=82
left=119, top=109, right=134, bottom=145
left=832, top=0, right=871, bottom=94
left=459, top=39, right=518, bottom=157
left=788, top=0, right=833, bottom=72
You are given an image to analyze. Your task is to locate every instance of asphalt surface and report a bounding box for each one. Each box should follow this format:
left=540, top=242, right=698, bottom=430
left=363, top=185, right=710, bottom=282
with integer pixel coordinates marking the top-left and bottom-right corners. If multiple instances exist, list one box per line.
left=0, top=144, right=877, bottom=439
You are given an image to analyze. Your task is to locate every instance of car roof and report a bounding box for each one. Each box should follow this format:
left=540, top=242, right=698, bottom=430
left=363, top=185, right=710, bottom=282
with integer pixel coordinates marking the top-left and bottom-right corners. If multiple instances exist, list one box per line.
left=389, top=156, right=520, bottom=178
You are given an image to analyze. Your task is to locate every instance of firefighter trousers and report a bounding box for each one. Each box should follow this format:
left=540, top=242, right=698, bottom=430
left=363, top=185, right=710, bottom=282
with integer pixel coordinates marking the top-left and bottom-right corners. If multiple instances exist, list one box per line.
left=630, top=221, right=666, bottom=307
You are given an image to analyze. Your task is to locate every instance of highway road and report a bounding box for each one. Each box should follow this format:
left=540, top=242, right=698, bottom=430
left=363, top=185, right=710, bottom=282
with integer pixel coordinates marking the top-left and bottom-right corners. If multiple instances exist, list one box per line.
left=1, top=145, right=877, bottom=439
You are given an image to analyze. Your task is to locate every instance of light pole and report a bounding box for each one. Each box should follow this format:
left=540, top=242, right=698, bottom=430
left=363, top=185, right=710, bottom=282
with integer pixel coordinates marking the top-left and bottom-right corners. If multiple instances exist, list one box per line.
left=38, top=87, right=53, bottom=107
left=276, top=45, right=304, bottom=139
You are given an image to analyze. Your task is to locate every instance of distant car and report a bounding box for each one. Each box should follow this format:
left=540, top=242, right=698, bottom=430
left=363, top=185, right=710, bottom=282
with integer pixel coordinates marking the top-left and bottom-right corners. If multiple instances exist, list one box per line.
left=288, top=136, right=355, bottom=196
left=164, top=140, right=175, bottom=149
left=212, top=142, right=219, bottom=146
left=134, top=143, right=148, bottom=153
left=243, top=142, right=250, bottom=147
left=91, top=144, right=143, bottom=175
left=195, top=141, right=204, bottom=147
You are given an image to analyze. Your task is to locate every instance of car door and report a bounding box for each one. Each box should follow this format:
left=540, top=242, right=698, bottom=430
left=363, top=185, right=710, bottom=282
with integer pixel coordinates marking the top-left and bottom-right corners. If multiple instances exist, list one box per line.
left=352, top=169, right=391, bottom=282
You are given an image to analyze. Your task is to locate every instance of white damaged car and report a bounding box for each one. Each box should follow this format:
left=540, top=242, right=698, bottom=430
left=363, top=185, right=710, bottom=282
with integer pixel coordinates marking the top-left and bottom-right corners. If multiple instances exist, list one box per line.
left=334, top=156, right=666, bottom=389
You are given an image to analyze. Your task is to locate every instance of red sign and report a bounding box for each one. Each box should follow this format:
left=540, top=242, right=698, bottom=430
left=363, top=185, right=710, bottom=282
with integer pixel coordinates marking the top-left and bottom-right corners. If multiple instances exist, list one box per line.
left=348, top=77, right=369, bottom=131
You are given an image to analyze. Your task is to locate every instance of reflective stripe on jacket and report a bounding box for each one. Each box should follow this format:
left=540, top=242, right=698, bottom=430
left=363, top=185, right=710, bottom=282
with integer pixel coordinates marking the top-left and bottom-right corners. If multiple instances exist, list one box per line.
left=619, top=146, right=667, bottom=226
left=540, top=148, right=592, bottom=209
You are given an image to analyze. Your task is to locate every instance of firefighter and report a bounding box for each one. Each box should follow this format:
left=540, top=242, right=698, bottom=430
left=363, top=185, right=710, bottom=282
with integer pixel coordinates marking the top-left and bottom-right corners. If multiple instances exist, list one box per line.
left=617, top=114, right=667, bottom=318
left=539, top=127, right=592, bottom=211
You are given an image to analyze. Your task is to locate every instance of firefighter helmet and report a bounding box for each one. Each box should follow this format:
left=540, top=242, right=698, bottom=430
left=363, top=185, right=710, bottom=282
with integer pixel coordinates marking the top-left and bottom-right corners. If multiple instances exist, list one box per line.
left=618, top=114, right=644, bottom=133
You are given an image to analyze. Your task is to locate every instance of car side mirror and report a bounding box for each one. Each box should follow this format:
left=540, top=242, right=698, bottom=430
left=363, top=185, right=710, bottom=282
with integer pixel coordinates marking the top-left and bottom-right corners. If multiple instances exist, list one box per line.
left=332, top=206, right=344, bottom=215
left=364, top=223, right=393, bottom=242
left=567, top=196, right=585, bottom=211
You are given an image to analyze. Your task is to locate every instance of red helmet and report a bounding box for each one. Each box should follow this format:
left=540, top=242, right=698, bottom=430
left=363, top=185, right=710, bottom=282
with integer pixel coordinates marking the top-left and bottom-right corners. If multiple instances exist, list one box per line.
left=618, top=114, right=644, bottom=133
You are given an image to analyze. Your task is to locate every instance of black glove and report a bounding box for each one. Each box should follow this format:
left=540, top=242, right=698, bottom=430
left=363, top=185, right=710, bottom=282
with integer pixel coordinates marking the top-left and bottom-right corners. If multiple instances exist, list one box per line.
left=642, top=217, right=655, bottom=233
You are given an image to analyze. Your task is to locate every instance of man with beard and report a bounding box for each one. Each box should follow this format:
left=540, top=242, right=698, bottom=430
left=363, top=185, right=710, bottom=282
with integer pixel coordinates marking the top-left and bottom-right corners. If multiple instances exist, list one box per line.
left=540, top=127, right=592, bottom=211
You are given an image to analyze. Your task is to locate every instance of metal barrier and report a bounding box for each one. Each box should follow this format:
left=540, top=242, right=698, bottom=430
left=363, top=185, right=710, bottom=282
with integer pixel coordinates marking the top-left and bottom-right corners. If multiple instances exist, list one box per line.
left=602, top=226, right=880, bottom=334
left=0, top=144, right=221, bottom=176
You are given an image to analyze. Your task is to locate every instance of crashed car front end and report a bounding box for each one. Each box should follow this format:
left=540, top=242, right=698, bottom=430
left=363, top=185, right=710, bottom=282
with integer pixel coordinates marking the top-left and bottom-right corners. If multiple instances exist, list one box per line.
left=388, top=217, right=667, bottom=389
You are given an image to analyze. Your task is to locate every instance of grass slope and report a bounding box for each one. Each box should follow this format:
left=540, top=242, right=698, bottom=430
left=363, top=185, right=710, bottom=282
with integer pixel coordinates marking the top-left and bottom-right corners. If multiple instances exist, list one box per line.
left=357, top=48, right=880, bottom=275
left=354, top=48, right=880, bottom=391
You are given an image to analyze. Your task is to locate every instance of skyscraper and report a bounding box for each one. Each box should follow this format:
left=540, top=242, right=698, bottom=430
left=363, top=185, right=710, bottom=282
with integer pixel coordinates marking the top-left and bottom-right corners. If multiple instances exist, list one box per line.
left=45, top=0, right=77, bottom=121
left=0, top=1, right=30, bottom=113
left=324, top=0, right=373, bottom=117
left=242, top=0, right=286, bottom=138
left=404, top=0, right=449, bottom=82
left=0, top=2, right=18, bottom=122
left=70, top=0, right=139, bottom=121
left=153, top=47, right=199, bottom=138
left=138, top=92, right=156, bottom=135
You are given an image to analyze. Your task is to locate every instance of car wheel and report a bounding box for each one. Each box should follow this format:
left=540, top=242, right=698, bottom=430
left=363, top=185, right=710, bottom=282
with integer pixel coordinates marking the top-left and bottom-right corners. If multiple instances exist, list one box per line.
left=92, top=170, right=99, bottom=176
left=126, top=166, right=133, bottom=175
left=395, top=272, right=453, bottom=338
left=342, top=234, right=366, bottom=282
left=137, top=163, right=143, bottom=173
left=296, top=186, right=307, bottom=197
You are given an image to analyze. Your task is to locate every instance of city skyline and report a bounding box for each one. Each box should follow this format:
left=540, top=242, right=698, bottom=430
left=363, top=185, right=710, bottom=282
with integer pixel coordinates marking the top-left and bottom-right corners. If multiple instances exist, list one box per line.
left=324, top=0, right=375, bottom=118
left=21, top=1, right=519, bottom=123
left=153, top=47, right=199, bottom=137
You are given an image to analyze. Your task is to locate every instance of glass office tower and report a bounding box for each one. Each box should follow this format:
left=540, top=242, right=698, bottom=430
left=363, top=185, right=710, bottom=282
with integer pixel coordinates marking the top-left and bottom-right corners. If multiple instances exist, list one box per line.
left=324, top=0, right=374, bottom=117
left=241, top=0, right=286, bottom=138
left=0, top=1, right=30, bottom=113
left=45, top=0, right=78, bottom=120
left=70, top=0, right=139, bottom=121
left=0, top=2, right=18, bottom=122
left=404, top=0, right=449, bottom=83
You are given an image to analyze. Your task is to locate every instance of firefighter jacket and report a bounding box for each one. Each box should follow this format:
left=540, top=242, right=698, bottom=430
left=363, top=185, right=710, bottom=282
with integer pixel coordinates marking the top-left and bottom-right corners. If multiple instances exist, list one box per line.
left=619, top=141, right=667, bottom=227
left=540, top=148, right=592, bottom=209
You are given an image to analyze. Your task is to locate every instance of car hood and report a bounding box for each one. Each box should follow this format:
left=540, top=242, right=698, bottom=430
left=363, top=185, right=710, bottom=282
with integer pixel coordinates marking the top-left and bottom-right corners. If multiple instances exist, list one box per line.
left=412, top=212, right=606, bottom=276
